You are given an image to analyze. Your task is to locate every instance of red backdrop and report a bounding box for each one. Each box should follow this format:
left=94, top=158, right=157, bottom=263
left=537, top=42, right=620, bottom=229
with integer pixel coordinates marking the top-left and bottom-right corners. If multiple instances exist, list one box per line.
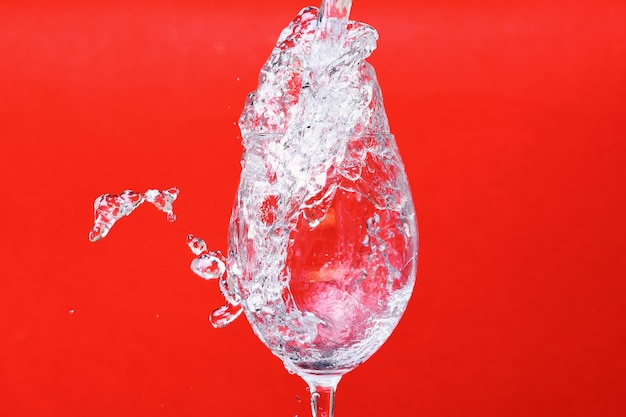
left=1, top=0, right=625, bottom=416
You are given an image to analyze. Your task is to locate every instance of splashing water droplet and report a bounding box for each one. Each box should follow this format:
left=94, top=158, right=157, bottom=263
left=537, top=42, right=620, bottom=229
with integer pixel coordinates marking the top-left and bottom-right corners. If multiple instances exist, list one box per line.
left=89, top=190, right=144, bottom=242
left=186, top=234, right=208, bottom=255
left=186, top=234, right=243, bottom=327
left=190, top=252, right=226, bottom=280
left=209, top=302, right=244, bottom=328
left=89, top=187, right=179, bottom=242
left=144, top=187, right=179, bottom=222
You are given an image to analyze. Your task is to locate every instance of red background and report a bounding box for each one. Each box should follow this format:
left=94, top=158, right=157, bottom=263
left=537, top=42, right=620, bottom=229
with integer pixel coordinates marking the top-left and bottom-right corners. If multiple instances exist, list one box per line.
left=1, top=0, right=625, bottom=416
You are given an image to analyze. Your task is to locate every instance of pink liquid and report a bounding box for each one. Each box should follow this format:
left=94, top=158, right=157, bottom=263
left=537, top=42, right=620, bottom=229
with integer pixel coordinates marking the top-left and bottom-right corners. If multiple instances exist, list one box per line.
left=285, top=181, right=414, bottom=368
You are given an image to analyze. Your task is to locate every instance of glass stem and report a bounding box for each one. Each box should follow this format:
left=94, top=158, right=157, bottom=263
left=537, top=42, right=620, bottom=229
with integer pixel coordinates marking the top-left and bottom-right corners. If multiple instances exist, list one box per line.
left=305, top=374, right=342, bottom=417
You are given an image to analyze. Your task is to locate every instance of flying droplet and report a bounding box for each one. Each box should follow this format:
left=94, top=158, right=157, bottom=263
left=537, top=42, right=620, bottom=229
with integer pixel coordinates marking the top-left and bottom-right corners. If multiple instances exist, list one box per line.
left=89, top=187, right=178, bottom=242
left=190, top=252, right=226, bottom=280
left=89, top=191, right=144, bottom=241
left=209, top=302, right=244, bottom=328
left=186, top=234, right=208, bottom=255
left=144, top=187, right=179, bottom=221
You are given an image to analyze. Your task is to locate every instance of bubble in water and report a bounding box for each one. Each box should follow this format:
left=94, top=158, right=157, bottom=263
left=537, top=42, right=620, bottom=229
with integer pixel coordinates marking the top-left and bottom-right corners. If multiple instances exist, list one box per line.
left=89, top=187, right=179, bottom=242
left=209, top=302, right=243, bottom=328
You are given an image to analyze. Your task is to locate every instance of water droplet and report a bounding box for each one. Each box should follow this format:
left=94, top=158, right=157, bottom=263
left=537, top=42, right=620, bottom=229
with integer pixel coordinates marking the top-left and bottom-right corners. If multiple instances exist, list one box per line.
left=295, top=395, right=301, bottom=403
left=144, top=187, right=179, bottom=221
left=89, top=191, right=143, bottom=241
left=155, top=314, right=160, bottom=318
left=209, top=302, right=244, bottom=328
left=190, top=252, right=226, bottom=280
left=68, top=309, right=75, bottom=315
left=219, top=274, right=240, bottom=305
left=89, top=187, right=178, bottom=242
left=186, top=234, right=208, bottom=255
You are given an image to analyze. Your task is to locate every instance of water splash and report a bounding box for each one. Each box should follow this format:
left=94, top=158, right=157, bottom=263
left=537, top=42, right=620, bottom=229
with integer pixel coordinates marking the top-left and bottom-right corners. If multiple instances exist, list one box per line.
left=226, top=3, right=418, bottom=374
left=187, top=233, right=243, bottom=328
left=190, top=252, right=226, bottom=280
left=186, top=233, right=208, bottom=255
left=144, top=188, right=179, bottom=222
left=88, top=1, right=417, bottom=388
left=209, top=302, right=244, bottom=328
left=89, top=187, right=179, bottom=242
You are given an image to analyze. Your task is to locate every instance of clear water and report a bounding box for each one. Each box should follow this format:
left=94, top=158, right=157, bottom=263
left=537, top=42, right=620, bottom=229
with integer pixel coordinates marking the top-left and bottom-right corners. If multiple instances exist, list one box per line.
left=186, top=234, right=243, bottom=328
left=89, top=187, right=179, bottom=242
left=89, top=2, right=418, bottom=380
left=229, top=5, right=418, bottom=376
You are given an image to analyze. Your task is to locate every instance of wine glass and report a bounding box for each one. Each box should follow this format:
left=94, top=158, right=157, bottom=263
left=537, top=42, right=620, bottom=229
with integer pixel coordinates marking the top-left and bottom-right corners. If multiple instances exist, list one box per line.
left=228, top=131, right=417, bottom=416
left=195, top=1, right=418, bottom=416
